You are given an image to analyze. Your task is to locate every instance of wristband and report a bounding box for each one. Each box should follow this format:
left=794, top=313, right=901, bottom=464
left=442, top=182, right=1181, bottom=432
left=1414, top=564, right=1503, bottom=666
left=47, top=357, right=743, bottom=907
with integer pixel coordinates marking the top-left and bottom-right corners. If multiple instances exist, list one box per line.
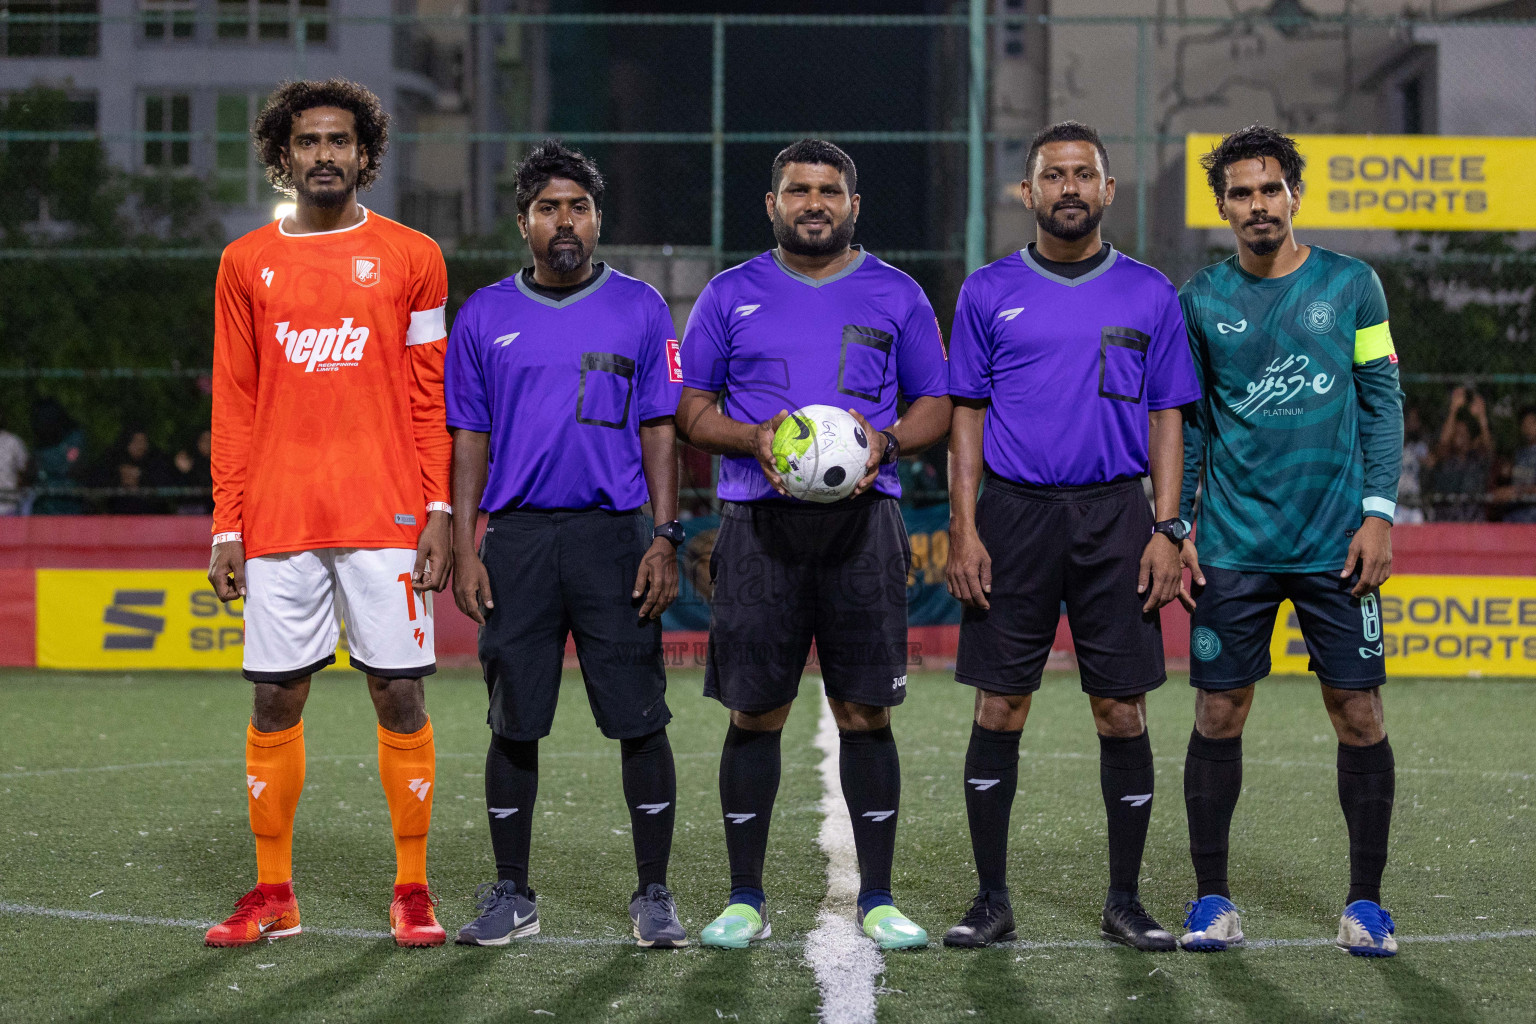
left=212, top=532, right=242, bottom=546
left=427, top=502, right=453, bottom=516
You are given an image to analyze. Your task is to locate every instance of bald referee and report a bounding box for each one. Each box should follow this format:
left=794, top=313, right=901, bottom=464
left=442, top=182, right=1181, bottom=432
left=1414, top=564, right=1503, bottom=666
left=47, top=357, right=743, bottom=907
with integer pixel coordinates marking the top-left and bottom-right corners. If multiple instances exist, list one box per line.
left=942, top=121, right=1201, bottom=950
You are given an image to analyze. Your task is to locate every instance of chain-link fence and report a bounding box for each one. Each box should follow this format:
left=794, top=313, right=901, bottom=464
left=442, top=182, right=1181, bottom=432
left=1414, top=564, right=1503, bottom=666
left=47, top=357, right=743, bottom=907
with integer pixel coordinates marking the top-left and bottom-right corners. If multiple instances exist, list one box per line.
left=2, top=7, right=1534, bottom=518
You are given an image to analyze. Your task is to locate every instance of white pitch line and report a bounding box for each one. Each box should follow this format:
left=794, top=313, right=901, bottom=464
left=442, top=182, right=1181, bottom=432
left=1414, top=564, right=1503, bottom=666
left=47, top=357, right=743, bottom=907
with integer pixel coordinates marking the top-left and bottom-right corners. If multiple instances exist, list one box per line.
left=805, top=697, right=885, bottom=1024
left=3, top=901, right=1530, bottom=955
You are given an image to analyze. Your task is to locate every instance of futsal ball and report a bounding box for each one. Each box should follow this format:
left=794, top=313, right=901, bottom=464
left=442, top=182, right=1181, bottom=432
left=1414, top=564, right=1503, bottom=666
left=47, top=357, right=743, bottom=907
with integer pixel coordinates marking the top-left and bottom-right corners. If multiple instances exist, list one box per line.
left=771, top=404, right=871, bottom=503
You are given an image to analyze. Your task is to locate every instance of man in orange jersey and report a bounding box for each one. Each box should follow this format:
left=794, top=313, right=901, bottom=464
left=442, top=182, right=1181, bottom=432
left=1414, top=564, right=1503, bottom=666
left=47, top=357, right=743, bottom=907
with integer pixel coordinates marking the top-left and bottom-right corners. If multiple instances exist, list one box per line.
left=204, top=79, right=453, bottom=948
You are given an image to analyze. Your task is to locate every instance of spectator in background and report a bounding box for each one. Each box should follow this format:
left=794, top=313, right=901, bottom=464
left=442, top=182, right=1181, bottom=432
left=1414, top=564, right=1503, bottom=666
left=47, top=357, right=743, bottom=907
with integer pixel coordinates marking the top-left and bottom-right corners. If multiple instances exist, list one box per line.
left=102, top=428, right=172, bottom=515
left=29, top=398, right=86, bottom=515
left=171, top=428, right=214, bottom=514
left=1427, top=387, right=1493, bottom=522
left=1492, top=407, right=1536, bottom=524
left=1396, top=403, right=1428, bottom=524
left=0, top=420, right=27, bottom=515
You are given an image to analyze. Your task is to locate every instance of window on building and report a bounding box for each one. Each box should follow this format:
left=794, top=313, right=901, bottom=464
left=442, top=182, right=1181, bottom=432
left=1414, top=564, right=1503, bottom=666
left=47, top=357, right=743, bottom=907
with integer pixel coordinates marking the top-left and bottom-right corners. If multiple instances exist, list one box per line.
left=0, top=90, right=98, bottom=224
left=217, top=0, right=328, bottom=44
left=143, top=93, right=191, bottom=169
left=141, top=0, right=195, bottom=41
left=215, top=91, right=282, bottom=207
left=1, top=0, right=100, bottom=57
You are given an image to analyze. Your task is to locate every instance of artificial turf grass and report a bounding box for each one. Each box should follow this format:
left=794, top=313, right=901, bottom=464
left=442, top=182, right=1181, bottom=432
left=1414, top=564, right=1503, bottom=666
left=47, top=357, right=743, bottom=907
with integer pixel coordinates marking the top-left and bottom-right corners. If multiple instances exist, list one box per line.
left=1, top=669, right=1533, bottom=1022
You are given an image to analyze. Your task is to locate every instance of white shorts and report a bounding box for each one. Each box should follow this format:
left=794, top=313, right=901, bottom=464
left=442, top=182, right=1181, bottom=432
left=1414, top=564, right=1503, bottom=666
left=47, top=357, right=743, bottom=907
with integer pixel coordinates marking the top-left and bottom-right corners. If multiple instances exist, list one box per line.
left=242, top=547, right=436, bottom=682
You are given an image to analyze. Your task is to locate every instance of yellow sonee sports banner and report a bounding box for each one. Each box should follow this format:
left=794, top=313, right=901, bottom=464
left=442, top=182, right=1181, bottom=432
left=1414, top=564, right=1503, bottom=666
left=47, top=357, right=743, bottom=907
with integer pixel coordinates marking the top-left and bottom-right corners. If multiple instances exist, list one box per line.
left=1268, top=574, right=1536, bottom=678
left=1185, top=134, right=1536, bottom=231
left=35, top=569, right=353, bottom=671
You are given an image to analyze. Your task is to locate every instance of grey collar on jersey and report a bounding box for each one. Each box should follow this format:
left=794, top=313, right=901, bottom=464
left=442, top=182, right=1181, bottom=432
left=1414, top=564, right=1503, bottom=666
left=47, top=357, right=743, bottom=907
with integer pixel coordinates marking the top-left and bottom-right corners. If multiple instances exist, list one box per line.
left=770, top=245, right=867, bottom=288
left=1017, top=243, right=1119, bottom=288
left=514, top=262, right=614, bottom=308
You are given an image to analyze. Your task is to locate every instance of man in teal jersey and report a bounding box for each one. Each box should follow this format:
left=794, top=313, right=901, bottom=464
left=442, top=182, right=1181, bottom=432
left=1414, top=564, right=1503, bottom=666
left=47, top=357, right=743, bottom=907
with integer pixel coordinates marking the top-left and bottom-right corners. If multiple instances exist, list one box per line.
left=1175, top=125, right=1403, bottom=958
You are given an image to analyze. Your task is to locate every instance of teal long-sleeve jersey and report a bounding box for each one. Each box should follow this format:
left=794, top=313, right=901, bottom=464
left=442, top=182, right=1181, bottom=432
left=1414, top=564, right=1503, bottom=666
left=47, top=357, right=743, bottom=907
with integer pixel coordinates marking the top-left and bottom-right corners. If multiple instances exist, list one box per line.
left=1179, top=246, right=1404, bottom=573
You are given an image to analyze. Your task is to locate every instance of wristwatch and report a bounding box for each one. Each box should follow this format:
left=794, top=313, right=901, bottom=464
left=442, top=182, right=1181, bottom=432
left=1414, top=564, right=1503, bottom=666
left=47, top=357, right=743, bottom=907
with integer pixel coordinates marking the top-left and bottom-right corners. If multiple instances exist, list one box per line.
left=1152, top=518, right=1189, bottom=547
left=653, top=520, right=686, bottom=547
left=878, top=430, right=901, bottom=466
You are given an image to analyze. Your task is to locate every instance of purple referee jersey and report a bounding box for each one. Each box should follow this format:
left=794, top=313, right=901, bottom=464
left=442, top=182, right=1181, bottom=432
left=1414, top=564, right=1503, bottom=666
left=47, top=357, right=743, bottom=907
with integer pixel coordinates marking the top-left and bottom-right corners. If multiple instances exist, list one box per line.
left=681, top=247, right=949, bottom=502
left=445, top=265, right=682, bottom=511
left=949, top=246, right=1200, bottom=487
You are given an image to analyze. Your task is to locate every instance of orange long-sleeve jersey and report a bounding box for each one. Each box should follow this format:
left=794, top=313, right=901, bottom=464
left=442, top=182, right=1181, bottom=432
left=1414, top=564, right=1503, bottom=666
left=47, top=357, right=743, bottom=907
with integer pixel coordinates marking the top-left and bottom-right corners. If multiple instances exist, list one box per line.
left=212, top=208, right=451, bottom=558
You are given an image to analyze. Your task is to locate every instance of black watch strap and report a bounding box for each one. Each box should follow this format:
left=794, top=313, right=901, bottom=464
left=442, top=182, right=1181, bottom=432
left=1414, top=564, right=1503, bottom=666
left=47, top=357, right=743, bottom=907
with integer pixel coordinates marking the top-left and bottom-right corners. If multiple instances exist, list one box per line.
left=879, top=430, right=900, bottom=465
left=1152, top=518, right=1189, bottom=545
left=653, top=520, right=685, bottom=547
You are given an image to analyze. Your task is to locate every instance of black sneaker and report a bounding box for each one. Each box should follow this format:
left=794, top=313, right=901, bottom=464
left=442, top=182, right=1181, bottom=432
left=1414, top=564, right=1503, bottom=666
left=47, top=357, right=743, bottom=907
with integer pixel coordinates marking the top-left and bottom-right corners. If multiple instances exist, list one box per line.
left=629, top=883, right=688, bottom=949
left=1100, top=897, right=1176, bottom=951
left=943, top=890, right=1017, bottom=948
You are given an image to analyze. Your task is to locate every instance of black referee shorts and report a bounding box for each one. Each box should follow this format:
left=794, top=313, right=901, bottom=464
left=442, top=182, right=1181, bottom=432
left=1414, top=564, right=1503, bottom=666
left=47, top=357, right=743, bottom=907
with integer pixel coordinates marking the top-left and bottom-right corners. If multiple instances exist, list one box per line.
left=1189, top=565, right=1387, bottom=692
left=955, top=474, right=1165, bottom=699
left=478, top=507, right=670, bottom=742
left=704, top=494, right=912, bottom=713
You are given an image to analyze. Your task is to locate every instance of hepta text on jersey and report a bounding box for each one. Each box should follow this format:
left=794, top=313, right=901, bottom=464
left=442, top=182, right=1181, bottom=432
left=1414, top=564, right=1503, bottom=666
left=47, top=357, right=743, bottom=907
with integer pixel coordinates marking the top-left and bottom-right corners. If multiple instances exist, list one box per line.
left=273, top=318, right=371, bottom=373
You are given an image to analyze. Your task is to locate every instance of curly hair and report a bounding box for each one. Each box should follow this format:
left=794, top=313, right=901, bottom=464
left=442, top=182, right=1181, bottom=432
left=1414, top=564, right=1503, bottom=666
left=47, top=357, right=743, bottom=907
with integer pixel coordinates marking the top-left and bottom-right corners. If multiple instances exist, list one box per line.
left=513, top=139, right=606, bottom=214
left=253, top=79, right=389, bottom=195
left=1202, top=124, right=1305, bottom=202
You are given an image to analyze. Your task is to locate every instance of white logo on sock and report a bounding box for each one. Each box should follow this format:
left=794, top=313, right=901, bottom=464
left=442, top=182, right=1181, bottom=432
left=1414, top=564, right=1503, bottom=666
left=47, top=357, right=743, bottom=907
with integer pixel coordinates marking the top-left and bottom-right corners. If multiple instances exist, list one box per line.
left=1120, top=793, right=1152, bottom=807
left=861, top=810, right=896, bottom=822
left=726, top=812, right=757, bottom=824
left=488, top=807, right=518, bottom=819
left=247, top=775, right=266, bottom=800
left=636, top=802, right=671, bottom=815
left=407, top=778, right=432, bottom=801
left=967, top=778, right=999, bottom=791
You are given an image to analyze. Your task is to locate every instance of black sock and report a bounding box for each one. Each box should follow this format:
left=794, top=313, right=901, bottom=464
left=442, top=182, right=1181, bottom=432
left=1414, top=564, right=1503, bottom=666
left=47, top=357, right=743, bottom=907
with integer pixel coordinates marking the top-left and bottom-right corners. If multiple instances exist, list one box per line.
left=1184, top=728, right=1243, bottom=899
left=1100, top=731, right=1155, bottom=901
left=963, top=722, right=1021, bottom=896
left=840, top=725, right=901, bottom=904
left=485, top=733, right=538, bottom=891
left=620, top=728, right=676, bottom=892
left=1338, top=736, right=1394, bottom=905
left=719, top=723, right=781, bottom=896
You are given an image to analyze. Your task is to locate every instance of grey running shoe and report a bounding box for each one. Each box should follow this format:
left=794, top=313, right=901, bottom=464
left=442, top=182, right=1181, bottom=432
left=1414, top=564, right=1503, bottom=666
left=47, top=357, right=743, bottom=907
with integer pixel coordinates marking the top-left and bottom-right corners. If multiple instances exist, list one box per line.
left=630, top=883, right=689, bottom=948
left=455, top=881, right=538, bottom=946
left=1100, top=897, right=1176, bottom=952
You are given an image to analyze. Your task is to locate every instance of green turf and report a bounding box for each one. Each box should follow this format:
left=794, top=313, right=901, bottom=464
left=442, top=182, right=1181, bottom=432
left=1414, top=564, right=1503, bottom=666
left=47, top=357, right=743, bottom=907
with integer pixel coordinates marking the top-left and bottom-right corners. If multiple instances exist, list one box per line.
left=1, top=669, right=1532, bottom=1022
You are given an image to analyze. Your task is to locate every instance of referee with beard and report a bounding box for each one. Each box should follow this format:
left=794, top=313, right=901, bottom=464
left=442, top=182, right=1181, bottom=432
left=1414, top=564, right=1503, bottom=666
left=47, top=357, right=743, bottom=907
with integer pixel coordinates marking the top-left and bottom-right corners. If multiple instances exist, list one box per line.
left=942, top=121, right=1201, bottom=950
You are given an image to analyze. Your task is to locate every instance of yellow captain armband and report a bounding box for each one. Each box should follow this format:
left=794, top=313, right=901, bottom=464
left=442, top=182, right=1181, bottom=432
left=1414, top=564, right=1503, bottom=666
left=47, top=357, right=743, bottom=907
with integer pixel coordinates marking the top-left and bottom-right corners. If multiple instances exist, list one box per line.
left=1354, top=321, right=1395, bottom=364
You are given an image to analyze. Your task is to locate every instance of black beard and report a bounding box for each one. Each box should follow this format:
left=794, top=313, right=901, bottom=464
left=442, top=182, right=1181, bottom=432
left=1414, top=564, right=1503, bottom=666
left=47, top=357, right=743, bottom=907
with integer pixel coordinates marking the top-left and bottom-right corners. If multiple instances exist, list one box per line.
left=773, top=209, right=856, bottom=257
left=294, top=166, right=354, bottom=209
left=1246, top=232, right=1282, bottom=257
left=546, top=233, right=588, bottom=274
left=1035, top=202, right=1102, bottom=243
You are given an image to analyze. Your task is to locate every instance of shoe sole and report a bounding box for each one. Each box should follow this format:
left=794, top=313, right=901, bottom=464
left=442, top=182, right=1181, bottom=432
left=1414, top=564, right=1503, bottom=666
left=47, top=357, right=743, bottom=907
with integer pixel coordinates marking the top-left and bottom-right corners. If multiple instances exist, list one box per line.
left=943, top=929, right=1017, bottom=948
left=1179, top=935, right=1244, bottom=952
left=393, top=931, right=447, bottom=948
left=206, top=924, right=302, bottom=947
left=873, top=934, right=930, bottom=950
left=1339, top=943, right=1396, bottom=958
left=633, top=924, right=691, bottom=949
left=1101, top=929, right=1176, bottom=952
left=455, top=920, right=540, bottom=946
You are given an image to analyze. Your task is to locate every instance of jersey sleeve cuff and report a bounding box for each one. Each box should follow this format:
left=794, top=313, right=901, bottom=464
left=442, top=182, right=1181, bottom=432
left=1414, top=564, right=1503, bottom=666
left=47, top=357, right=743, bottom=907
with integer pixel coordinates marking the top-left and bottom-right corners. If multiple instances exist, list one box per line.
left=445, top=416, right=493, bottom=432
left=1148, top=389, right=1203, bottom=411
left=212, top=531, right=242, bottom=546
left=1362, top=497, right=1396, bottom=522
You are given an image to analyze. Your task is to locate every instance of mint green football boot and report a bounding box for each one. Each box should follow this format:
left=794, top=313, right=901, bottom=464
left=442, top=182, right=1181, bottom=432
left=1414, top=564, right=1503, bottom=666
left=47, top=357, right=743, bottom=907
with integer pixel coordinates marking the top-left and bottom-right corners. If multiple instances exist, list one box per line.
left=700, top=902, right=771, bottom=949
left=860, top=905, right=929, bottom=949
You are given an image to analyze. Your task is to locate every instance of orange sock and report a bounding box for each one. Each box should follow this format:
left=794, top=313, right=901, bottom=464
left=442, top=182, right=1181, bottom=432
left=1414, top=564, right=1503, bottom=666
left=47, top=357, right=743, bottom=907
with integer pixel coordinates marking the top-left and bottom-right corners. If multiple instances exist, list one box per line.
left=378, top=719, right=435, bottom=886
left=246, top=721, right=305, bottom=885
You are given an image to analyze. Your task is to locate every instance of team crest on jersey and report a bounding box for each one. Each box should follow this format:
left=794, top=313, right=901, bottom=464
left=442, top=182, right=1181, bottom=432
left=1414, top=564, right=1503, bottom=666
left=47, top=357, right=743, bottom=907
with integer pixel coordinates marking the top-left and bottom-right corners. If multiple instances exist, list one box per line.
left=666, top=338, right=683, bottom=383
left=1302, top=300, right=1336, bottom=335
left=352, top=256, right=381, bottom=288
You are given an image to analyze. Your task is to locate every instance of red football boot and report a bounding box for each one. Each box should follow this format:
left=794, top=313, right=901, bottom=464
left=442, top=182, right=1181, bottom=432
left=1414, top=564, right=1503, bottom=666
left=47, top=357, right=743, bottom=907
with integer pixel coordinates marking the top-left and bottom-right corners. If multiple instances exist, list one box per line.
left=205, top=883, right=301, bottom=947
left=390, top=883, right=446, bottom=947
